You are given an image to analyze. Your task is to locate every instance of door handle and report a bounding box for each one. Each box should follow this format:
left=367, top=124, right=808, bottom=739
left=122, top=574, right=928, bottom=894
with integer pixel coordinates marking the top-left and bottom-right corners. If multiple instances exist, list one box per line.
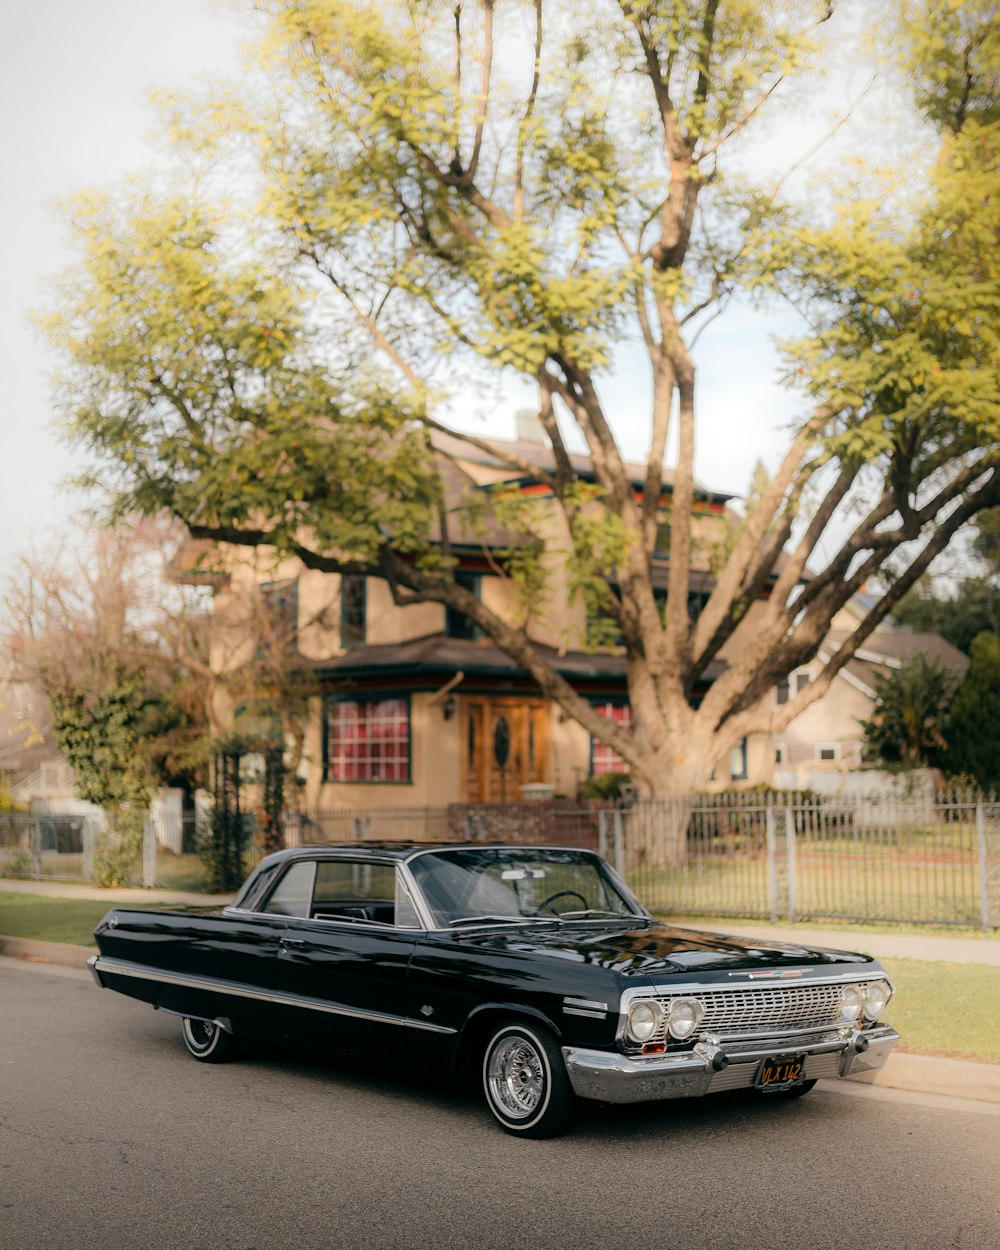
left=279, top=937, right=306, bottom=950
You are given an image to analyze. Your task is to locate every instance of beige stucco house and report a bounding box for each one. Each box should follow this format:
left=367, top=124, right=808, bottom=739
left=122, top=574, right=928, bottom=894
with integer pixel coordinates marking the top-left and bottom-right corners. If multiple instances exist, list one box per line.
left=186, top=421, right=737, bottom=808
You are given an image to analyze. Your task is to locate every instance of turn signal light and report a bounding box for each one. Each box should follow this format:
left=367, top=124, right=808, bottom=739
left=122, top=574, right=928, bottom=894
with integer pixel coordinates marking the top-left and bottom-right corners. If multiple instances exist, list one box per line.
left=641, top=1042, right=666, bottom=1054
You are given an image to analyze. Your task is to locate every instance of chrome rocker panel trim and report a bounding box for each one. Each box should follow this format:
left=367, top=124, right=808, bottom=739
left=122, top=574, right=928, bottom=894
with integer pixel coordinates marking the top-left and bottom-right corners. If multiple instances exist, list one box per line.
left=562, top=1023, right=900, bottom=1104
left=87, top=954, right=457, bottom=1036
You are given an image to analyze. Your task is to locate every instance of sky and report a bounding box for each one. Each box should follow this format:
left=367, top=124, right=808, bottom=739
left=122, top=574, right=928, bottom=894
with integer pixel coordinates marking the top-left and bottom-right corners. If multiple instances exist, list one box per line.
left=0, top=0, right=892, bottom=580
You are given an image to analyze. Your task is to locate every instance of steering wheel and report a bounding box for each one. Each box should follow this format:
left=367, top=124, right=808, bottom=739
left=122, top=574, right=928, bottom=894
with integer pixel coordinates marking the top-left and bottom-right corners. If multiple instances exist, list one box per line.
left=535, top=890, right=588, bottom=916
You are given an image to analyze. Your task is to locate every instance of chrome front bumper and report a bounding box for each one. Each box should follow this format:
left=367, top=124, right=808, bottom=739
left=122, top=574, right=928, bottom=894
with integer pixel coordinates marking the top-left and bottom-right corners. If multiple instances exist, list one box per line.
left=562, top=1024, right=900, bottom=1104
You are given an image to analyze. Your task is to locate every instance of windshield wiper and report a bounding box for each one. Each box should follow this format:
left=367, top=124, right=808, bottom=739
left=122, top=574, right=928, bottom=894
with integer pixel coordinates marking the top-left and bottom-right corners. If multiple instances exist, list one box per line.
left=556, top=910, right=650, bottom=922
left=447, top=914, right=558, bottom=928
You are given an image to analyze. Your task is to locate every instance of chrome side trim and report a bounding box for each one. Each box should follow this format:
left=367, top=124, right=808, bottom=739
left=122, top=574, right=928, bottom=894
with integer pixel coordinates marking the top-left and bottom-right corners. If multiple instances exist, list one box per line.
left=91, top=956, right=457, bottom=1036
left=563, top=995, right=609, bottom=1019
left=86, top=953, right=103, bottom=987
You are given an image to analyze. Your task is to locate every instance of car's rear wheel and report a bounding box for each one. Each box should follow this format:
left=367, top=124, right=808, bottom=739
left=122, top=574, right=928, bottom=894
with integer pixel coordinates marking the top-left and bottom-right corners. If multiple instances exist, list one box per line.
left=180, top=1017, right=240, bottom=1064
left=756, top=1078, right=817, bottom=1100
left=482, top=1020, right=574, bottom=1138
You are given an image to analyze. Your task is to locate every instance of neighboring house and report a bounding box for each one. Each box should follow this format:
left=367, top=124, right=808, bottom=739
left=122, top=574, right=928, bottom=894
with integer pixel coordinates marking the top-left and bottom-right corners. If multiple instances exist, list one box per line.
left=765, top=605, right=969, bottom=790
left=0, top=673, right=61, bottom=800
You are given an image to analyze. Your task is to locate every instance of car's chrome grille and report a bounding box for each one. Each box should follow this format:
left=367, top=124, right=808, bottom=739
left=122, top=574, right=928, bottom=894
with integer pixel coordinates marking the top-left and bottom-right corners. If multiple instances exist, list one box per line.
left=651, top=980, right=874, bottom=1041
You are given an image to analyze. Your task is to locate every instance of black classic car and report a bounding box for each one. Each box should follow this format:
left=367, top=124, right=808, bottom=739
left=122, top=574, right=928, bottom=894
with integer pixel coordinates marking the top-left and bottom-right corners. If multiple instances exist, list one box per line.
left=89, top=843, right=899, bottom=1137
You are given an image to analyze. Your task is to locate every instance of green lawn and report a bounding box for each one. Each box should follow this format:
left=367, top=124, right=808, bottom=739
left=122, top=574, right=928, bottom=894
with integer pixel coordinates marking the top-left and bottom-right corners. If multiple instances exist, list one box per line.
left=886, top=958, right=1000, bottom=1064
left=0, top=891, right=153, bottom=947
left=629, top=850, right=989, bottom=927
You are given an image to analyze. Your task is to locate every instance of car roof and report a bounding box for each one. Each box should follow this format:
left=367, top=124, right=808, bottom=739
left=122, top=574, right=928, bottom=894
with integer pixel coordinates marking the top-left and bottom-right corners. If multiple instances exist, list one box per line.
left=258, top=842, right=597, bottom=866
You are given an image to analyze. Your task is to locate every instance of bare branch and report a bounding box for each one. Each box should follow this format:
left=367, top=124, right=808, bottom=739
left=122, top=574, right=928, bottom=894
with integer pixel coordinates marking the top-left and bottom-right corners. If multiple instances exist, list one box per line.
left=465, top=0, right=494, bottom=184
left=514, top=0, right=542, bottom=222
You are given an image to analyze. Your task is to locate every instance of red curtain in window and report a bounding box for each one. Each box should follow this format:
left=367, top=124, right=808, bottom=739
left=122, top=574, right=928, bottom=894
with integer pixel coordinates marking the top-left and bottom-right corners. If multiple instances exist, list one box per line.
left=591, top=702, right=632, bottom=775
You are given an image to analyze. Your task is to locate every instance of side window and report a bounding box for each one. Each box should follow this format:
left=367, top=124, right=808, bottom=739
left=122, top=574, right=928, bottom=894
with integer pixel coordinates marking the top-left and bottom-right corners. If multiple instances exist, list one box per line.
left=261, top=861, right=316, bottom=917
left=310, top=861, right=422, bottom=928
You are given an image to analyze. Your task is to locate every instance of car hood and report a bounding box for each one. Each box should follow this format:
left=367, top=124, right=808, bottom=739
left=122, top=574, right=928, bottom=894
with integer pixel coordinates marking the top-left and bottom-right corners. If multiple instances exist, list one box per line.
left=452, top=919, right=873, bottom=976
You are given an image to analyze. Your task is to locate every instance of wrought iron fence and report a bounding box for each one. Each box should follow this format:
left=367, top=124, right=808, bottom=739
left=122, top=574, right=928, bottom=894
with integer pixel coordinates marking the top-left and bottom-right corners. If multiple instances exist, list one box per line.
left=2, top=790, right=998, bottom=928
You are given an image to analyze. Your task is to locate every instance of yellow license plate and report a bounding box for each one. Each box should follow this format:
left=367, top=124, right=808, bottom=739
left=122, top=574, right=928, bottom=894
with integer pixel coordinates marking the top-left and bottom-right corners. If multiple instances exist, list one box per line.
left=755, top=1054, right=806, bottom=1090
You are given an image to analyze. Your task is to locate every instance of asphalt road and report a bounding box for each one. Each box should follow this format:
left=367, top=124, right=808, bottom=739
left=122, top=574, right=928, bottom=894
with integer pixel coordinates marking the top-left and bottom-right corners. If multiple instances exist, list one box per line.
left=2, top=959, right=998, bottom=1250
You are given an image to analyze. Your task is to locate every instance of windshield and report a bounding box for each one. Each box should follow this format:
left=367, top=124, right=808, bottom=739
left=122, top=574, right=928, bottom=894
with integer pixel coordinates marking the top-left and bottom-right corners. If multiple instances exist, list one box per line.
left=408, top=847, right=644, bottom=928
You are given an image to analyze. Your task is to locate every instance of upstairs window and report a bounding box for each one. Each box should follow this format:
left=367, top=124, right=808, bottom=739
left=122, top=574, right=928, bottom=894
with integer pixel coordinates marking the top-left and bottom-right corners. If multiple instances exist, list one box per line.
left=257, top=579, right=298, bottom=656
left=591, top=702, right=633, bottom=776
left=729, top=737, right=749, bottom=780
left=326, top=696, right=411, bottom=783
left=340, top=575, right=366, bottom=649
left=445, top=572, right=482, bottom=640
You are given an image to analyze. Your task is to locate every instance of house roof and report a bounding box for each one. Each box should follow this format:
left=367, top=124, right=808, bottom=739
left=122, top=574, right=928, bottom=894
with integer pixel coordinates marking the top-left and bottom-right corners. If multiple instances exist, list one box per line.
left=821, top=628, right=969, bottom=698
left=305, top=631, right=725, bottom=690
left=430, top=428, right=733, bottom=506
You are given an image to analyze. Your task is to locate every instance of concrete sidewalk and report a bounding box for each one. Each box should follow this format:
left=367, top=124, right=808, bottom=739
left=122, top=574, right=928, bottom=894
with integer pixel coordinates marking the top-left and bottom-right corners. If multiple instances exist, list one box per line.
left=0, top=877, right=233, bottom=907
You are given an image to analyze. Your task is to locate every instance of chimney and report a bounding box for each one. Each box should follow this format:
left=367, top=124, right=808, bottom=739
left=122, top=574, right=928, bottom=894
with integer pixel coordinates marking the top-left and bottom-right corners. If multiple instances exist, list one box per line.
left=515, top=409, right=549, bottom=445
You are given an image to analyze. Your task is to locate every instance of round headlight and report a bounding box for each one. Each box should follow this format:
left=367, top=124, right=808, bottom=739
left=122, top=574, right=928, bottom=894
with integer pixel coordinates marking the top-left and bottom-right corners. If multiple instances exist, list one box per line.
left=627, top=1000, right=662, bottom=1043
left=840, top=985, right=864, bottom=1022
left=863, top=979, right=891, bottom=1021
left=667, top=997, right=704, bottom=1040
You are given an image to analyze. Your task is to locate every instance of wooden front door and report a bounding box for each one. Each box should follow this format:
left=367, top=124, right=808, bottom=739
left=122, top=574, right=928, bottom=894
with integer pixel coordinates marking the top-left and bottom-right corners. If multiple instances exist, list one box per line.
left=462, top=697, right=549, bottom=804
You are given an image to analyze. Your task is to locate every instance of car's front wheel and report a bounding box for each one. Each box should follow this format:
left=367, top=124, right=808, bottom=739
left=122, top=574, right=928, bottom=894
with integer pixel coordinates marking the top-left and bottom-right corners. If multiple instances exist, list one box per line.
left=482, top=1020, right=575, bottom=1138
left=180, top=1017, right=240, bottom=1064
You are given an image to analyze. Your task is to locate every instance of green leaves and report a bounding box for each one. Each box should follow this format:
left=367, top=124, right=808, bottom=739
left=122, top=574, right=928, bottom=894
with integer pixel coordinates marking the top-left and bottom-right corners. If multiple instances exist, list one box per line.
left=49, top=668, right=152, bottom=813
left=859, top=652, right=960, bottom=769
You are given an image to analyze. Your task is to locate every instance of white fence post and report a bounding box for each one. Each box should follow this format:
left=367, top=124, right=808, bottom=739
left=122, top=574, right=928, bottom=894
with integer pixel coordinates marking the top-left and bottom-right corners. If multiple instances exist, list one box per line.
left=977, top=802, right=991, bottom=931
left=765, top=803, right=779, bottom=924
left=612, top=809, right=624, bottom=876
left=598, top=809, right=609, bottom=860
left=82, top=818, right=95, bottom=883
left=785, top=796, right=797, bottom=922
left=28, top=818, right=42, bottom=880
left=142, top=817, right=157, bottom=888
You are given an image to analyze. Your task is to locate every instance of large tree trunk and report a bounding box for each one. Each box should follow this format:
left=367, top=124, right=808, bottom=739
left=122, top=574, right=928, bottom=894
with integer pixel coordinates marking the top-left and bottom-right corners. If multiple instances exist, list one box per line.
left=626, top=732, right=719, bottom=869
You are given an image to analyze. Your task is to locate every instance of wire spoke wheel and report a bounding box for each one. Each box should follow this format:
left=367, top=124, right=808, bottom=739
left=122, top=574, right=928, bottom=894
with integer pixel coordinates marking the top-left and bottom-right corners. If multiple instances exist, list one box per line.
left=482, top=1021, right=575, bottom=1138
left=488, top=1037, right=546, bottom=1117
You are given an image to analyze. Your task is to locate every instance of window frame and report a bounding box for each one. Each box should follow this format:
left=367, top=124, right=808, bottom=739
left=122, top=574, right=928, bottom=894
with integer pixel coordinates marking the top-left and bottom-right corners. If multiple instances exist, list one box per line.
left=339, top=575, right=367, bottom=650
left=257, top=578, right=299, bottom=658
left=254, top=854, right=427, bottom=930
left=729, top=736, right=749, bottom=781
left=815, top=742, right=841, bottom=763
left=445, top=572, right=483, bottom=640
left=589, top=700, right=633, bottom=777
left=323, top=693, right=413, bottom=785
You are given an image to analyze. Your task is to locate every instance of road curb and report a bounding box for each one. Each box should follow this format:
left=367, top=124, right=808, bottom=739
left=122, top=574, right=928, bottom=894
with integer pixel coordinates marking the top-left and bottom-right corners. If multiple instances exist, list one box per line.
left=3, top=934, right=998, bottom=1106
left=0, top=935, right=95, bottom=970
left=850, top=1051, right=1000, bottom=1104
